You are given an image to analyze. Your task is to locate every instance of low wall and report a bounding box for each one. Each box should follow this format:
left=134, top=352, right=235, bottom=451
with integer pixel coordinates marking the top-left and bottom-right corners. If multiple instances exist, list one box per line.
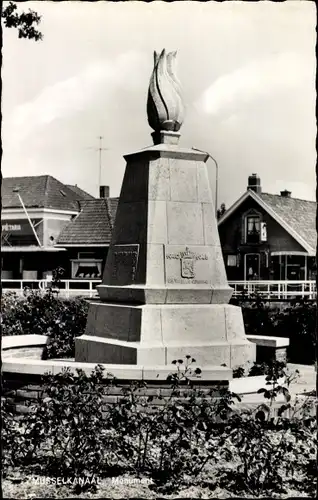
left=2, top=335, right=230, bottom=415
left=4, top=371, right=315, bottom=420
left=3, top=335, right=314, bottom=419
left=3, top=371, right=229, bottom=416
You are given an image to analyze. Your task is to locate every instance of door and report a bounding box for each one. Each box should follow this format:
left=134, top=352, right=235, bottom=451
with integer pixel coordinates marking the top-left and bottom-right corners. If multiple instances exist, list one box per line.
left=244, top=253, right=260, bottom=281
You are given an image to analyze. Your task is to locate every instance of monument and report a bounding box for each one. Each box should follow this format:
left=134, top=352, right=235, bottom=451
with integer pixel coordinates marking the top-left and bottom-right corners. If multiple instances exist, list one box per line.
left=75, top=50, right=256, bottom=372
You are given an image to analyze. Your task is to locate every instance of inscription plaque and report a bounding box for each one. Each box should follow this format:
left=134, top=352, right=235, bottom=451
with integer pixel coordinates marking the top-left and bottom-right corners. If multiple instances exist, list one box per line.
left=109, top=244, right=139, bottom=285
left=165, top=246, right=210, bottom=285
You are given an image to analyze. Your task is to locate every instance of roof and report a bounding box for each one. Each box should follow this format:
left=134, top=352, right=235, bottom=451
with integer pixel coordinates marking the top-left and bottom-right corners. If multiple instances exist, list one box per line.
left=66, top=184, right=95, bottom=200
left=218, top=189, right=316, bottom=255
left=56, top=198, right=119, bottom=245
left=259, top=193, right=316, bottom=252
left=2, top=175, right=95, bottom=212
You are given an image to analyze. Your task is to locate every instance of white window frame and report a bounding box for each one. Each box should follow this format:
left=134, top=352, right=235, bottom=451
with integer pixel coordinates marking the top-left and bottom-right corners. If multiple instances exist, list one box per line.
left=245, top=214, right=261, bottom=244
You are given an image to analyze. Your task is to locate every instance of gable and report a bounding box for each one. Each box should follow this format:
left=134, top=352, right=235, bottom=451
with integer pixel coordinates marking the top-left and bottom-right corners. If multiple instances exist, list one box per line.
left=218, top=190, right=316, bottom=255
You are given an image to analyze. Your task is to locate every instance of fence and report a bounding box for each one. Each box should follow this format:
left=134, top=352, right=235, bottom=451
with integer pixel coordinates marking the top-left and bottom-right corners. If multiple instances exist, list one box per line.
left=1, top=279, right=316, bottom=300
left=1, top=279, right=101, bottom=298
left=229, top=280, right=316, bottom=300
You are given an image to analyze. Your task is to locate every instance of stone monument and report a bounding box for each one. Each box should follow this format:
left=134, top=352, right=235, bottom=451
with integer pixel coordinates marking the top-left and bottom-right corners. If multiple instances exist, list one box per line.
left=75, top=49, right=256, bottom=372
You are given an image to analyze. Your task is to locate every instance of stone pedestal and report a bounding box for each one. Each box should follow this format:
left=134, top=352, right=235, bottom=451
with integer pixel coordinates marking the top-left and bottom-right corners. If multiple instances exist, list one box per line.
left=75, top=134, right=256, bottom=372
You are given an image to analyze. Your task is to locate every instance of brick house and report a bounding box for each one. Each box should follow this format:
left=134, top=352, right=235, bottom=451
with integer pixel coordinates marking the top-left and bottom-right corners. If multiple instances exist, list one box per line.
left=218, top=174, right=316, bottom=282
left=55, top=195, right=118, bottom=279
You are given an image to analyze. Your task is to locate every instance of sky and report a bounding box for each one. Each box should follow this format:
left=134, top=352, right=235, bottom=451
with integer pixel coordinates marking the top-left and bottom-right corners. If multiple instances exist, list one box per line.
left=1, top=0, right=316, bottom=207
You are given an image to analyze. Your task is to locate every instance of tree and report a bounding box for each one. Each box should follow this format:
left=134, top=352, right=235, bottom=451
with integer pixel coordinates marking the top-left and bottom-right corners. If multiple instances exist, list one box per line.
left=217, top=202, right=226, bottom=220
left=2, top=1, right=43, bottom=41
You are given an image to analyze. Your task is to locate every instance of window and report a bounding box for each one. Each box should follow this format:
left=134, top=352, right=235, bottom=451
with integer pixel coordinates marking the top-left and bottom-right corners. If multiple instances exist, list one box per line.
left=246, top=216, right=261, bottom=244
left=72, top=260, right=102, bottom=279
left=227, top=255, right=237, bottom=267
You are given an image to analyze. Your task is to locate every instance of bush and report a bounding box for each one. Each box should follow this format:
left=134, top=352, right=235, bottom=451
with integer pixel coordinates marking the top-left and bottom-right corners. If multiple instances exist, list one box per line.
left=217, top=377, right=316, bottom=497
left=2, top=365, right=119, bottom=492
left=2, top=358, right=316, bottom=496
left=274, top=298, right=316, bottom=364
left=231, top=295, right=316, bottom=364
left=29, top=365, right=117, bottom=488
left=1, top=290, right=89, bottom=359
left=107, top=357, right=230, bottom=492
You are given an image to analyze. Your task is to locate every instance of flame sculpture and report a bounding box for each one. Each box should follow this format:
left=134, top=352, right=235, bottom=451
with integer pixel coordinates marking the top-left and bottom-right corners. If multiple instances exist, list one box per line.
left=147, top=49, right=185, bottom=136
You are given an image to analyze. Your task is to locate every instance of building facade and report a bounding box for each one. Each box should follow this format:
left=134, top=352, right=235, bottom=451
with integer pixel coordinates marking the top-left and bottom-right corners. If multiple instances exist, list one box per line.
left=1, top=175, right=94, bottom=280
left=55, top=195, right=118, bottom=279
left=218, top=174, right=316, bottom=282
left=2, top=173, right=315, bottom=285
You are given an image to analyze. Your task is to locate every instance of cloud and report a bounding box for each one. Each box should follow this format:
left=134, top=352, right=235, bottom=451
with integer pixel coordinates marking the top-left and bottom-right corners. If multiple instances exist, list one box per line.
left=7, top=51, right=147, bottom=144
left=196, top=52, right=314, bottom=117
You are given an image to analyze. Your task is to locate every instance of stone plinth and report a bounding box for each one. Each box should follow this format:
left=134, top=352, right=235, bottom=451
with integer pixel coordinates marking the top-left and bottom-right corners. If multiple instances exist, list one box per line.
left=75, top=139, right=256, bottom=372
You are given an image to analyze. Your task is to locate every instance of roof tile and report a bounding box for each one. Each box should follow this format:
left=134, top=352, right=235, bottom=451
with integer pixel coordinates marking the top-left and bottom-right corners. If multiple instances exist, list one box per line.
left=259, top=193, right=316, bottom=252
left=57, top=198, right=119, bottom=245
left=2, top=175, right=94, bottom=211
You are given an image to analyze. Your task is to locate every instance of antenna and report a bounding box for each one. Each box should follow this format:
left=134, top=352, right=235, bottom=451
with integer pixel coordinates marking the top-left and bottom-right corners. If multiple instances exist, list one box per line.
left=85, top=136, right=109, bottom=197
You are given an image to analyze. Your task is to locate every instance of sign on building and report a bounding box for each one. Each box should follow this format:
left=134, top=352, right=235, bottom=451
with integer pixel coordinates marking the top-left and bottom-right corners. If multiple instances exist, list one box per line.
left=1, top=219, right=41, bottom=246
left=261, top=222, right=267, bottom=242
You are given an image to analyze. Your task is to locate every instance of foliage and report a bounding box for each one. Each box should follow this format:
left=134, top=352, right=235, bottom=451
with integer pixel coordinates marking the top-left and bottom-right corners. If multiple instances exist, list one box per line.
left=108, top=358, right=222, bottom=492
left=215, top=361, right=316, bottom=497
left=3, top=286, right=315, bottom=363
left=2, top=358, right=316, bottom=496
left=217, top=202, right=226, bottom=220
left=231, top=294, right=316, bottom=364
left=274, top=298, right=316, bottom=363
left=2, top=1, right=43, bottom=40
left=3, top=366, right=118, bottom=492
left=1, top=290, right=89, bottom=359
left=232, top=366, right=245, bottom=378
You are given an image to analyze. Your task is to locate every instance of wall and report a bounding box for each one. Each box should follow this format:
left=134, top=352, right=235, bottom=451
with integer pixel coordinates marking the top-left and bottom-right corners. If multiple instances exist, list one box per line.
left=44, top=215, right=74, bottom=247
left=3, top=372, right=227, bottom=415
left=219, top=197, right=306, bottom=280
left=4, top=371, right=315, bottom=420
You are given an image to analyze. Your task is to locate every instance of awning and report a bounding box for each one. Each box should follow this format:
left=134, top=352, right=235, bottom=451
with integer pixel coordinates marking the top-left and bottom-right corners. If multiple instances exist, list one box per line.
left=1, top=246, right=66, bottom=252
left=271, top=251, right=315, bottom=257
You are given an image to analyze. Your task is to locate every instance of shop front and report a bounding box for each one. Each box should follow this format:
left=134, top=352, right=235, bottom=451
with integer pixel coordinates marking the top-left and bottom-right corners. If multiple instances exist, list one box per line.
left=1, top=216, right=69, bottom=280
left=270, top=251, right=316, bottom=281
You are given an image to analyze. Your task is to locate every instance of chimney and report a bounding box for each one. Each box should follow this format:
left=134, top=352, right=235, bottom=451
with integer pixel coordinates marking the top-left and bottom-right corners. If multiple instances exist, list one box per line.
left=280, top=189, right=291, bottom=198
left=99, top=185, right=110, bottom=198
left=247, top=173, right=261, bottom=194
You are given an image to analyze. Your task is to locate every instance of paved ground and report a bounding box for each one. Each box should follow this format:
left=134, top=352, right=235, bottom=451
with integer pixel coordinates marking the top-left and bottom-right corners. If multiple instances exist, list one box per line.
left=238, top=363, right=316, bottom=407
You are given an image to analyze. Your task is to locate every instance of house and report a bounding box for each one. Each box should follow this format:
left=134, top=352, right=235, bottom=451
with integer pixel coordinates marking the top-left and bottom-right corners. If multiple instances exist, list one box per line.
left=55, top=195, right=118, bottom=279
left=218, top=174, right=316, bottom=282
left=1, top=175, right=94, bottom=280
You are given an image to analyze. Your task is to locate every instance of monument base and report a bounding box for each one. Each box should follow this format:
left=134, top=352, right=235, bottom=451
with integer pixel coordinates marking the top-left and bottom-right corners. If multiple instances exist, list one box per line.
left=75, top=301, right=256, bottom=368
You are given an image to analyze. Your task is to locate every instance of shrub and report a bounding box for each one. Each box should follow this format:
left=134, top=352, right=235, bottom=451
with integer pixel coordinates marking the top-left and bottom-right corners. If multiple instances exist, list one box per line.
left=215, top=361, right=316, bottom=497
left=232, top=294, right=316, bottom=364
left=274, top=298, right=316, bottom=364
left=232, top=366, right=245, bottom=378
left=2, top=358, right=316, bottom=496
left=108, top=357, right=224, bottom=492
left=1, top=290, right=89, bottom=359
left=3, top=365, right=118, bottom=491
